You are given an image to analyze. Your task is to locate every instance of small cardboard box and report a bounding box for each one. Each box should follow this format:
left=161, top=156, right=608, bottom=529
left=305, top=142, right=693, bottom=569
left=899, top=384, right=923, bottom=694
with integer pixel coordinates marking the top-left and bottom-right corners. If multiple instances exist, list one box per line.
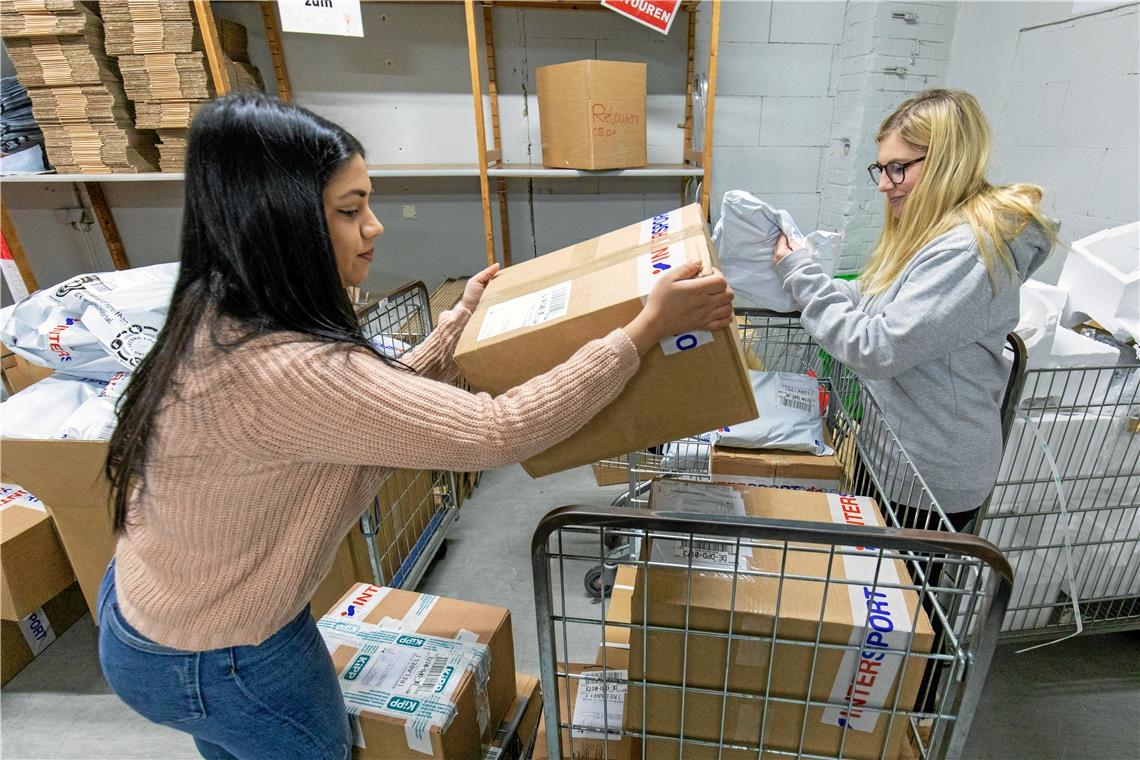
left=591, top=462, right=629, bottom=488
left=536, top=59, right=646, bottom=170
left=596, top=564, right=636, bottom=668
left=709, top=443, right=844, bottom=490
left=0, top=478, right=88, bottom=619
left=1, top=581, right=87, bottom=685
left=454, top=205, right=758, bottom=478
left=0, top=441, right=110, bottom=618
left=485, top=672, right=543, bottom=760
left=1, top=486, right=76, bottom=621
left=533, top=663, right=638, bottom=760
left=320, top=583, right=516, bottom=758
left=625, top=480, right=934, bottom=760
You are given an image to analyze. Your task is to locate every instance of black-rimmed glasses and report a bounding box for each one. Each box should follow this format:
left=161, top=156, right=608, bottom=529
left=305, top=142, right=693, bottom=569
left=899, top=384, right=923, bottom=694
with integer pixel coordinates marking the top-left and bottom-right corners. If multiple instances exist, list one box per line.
left=867, top=156, right=925, bottom=185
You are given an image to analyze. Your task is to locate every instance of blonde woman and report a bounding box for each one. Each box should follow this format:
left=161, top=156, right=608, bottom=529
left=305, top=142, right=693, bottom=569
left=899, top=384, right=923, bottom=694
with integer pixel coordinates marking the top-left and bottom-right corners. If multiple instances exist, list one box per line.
left=773, top=88, right=1057, bottom=531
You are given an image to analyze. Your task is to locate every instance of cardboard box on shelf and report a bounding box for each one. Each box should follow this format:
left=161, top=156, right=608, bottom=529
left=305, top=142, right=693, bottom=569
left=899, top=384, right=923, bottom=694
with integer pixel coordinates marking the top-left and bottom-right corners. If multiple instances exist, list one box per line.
left=1, top=485, right=76, bottom=621
left=533, top=663, right=638, bottom=760
left=454, top=205, right=757, bottom=478
left=0, top=439, right=112, bottom=617
left=318, top=583, right=516, bottom=758
left=624, top=480, right=934, bottom=760
left=484, top=672, right=543, bottom=760
left=536, top=59, right=646, bottom=170
left=709, top=443, right=844, bottom=490
left=1, top=582, right=87, bottom=685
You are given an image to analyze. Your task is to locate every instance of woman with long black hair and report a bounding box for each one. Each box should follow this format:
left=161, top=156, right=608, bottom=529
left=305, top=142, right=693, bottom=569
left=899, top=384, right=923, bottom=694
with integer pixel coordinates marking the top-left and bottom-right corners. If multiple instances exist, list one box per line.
left=97, top=92, right=734, bottom=759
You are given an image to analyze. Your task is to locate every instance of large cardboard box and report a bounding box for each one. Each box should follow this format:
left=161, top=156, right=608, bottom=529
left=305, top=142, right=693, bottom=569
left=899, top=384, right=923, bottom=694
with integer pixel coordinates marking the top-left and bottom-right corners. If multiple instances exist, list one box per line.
left=0, top=440, right=112, bottom=617
left=485, top=673, right=543, bottom=760
left=533, top=663, right=638, bottom=760
left=709, top=443, right=844, bottom=490
left=1, top=486, right=76, bottom=621
left=625, top=480, right=934, bottom=760
left=536, top=59, right=646, bottom=170
left=454, top=205, right=758, bottom=477
left=1, top=582, right=87, bottom=685
left=319, top=583, right=516, bottom=758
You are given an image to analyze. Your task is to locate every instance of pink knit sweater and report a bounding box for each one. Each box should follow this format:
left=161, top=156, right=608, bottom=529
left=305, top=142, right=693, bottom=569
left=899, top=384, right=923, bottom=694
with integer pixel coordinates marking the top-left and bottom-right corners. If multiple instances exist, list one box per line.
left=114, top=306, right=639, bottom=650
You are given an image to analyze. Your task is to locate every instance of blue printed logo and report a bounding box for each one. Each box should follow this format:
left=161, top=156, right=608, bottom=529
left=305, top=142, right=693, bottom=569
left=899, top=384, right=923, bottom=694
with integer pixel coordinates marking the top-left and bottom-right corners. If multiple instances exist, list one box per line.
left=434, top=666, right=454, bottom=693
left=387, top=696, right=421, bottom=714
left=343, top=654, right=370, bottom=681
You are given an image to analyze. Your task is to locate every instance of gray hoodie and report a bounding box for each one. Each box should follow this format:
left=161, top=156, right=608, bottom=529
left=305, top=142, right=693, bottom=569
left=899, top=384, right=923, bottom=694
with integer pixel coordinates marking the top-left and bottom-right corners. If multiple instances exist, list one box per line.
left=775, top=221, right=1054, bottom=513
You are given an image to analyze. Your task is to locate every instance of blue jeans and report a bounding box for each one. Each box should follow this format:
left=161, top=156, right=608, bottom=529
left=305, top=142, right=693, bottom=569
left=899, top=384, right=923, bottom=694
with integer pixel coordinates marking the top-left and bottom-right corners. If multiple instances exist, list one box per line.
left=98, top=563, right=351, bottom=760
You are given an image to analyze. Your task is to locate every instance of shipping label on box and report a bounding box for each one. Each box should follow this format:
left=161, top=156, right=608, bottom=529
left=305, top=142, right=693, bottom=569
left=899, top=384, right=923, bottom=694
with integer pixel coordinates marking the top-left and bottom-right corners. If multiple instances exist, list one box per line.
left=454, top=205, right=757, bottom=478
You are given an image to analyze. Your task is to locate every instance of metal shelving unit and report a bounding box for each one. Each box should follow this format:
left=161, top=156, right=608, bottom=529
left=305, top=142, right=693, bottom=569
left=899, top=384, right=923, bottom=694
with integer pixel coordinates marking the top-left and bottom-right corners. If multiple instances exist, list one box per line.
left=1, top=0, right=722, bottom=299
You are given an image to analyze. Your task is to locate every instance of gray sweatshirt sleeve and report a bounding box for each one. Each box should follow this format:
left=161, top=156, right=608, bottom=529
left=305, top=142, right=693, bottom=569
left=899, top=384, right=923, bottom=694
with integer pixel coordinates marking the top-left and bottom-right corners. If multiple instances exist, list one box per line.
left=774, top=244, right=996, bottom=381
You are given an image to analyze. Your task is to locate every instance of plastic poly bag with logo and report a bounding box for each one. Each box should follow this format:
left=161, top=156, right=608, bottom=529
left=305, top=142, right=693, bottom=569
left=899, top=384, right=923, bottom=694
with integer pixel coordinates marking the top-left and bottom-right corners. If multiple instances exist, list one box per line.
left=0, top=262, right=177, bottom=380
left=0, top=374, right=108, bottom=439
left=58, top=370, right=129, bottom=440
left=711, top=191, right=841, bottom=313
left=714, top=370, right=833, bottom=456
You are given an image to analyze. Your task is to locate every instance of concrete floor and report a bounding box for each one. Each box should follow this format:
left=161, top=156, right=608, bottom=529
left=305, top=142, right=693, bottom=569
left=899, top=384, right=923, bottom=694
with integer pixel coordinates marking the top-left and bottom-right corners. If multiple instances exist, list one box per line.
left=2, top=464, right=1138, bottom=759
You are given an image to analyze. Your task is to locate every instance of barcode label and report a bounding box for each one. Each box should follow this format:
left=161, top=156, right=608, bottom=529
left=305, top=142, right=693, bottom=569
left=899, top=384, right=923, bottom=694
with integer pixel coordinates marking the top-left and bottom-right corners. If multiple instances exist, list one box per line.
left=673, top=539, right=736, bottom=567
left=414, top=655, right=451, bottom=694
left=777, top=384, right=815, bottom=413
left=477, top=281, right=573, bottom=341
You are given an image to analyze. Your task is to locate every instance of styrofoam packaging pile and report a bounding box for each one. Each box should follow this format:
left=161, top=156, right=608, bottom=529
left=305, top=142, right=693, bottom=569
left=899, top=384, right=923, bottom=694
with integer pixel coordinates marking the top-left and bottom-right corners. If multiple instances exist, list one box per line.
left=1058, top=221, right=1140, bottom=342
left=990, top=408, right=1138, bottom=511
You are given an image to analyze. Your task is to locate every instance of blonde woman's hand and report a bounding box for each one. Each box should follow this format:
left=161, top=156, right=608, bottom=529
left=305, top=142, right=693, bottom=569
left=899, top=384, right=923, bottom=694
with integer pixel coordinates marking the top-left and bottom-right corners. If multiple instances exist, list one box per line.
left=460, top=263, right=501, bottom=312
left=773, top=232, right=802, bottom=264
left=624, top=260, right=734, bottom=355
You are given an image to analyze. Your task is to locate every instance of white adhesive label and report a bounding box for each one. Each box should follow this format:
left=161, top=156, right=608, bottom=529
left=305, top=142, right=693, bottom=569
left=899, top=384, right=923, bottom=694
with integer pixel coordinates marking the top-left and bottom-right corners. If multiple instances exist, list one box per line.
left=571, top=669, right=628, bottom=740
left=820, top=493, right=913, bottom=733
left=19, top=607, right=56, bottom=656
left=331, top=583, right=390, bottom=623
left=477, top=281, right=572, bottom=342
left=0, top=484, right=46, bottom=512
left=650, top=482, right=752, bottom=571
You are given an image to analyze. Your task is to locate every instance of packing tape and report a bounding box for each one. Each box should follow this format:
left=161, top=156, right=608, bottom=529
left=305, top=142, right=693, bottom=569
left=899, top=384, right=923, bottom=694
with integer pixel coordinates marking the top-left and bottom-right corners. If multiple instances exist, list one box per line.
left=820, top=493, right=912, bottom=733
left=319, top=619, right=492, bottom=756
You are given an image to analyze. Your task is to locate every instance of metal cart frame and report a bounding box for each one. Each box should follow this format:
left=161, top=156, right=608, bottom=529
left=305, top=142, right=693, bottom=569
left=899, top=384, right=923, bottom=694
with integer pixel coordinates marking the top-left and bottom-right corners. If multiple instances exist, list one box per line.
left=532, top=505, right=1014, bottom=760
left=355, top=280, right=459, bottom=589
left=973, top=337, right=1140, bottom=641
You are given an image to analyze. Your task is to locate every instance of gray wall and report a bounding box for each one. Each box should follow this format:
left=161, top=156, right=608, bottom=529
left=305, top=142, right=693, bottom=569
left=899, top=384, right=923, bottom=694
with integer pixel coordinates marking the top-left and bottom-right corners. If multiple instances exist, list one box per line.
left=3, top=1, right=1137, bottom=301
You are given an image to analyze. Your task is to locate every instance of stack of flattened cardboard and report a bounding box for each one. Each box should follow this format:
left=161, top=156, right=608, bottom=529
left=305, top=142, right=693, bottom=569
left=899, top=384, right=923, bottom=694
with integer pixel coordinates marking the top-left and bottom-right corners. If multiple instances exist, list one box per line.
left=103, top=3, right=265, bottom=171
left=1, top=2, right=158, bottom=173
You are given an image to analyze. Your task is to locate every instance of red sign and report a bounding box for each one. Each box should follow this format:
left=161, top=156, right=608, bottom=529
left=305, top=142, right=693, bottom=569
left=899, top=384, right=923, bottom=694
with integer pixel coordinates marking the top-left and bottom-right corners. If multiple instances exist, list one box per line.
left=601, top=0, right=682, bottom=35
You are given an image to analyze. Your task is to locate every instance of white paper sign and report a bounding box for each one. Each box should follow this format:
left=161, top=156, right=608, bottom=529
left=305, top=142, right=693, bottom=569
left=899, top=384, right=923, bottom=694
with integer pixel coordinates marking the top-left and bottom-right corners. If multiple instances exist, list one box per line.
left=277, top=0, right=364, bottom=38
left=571, top=669, right=627, bottom=740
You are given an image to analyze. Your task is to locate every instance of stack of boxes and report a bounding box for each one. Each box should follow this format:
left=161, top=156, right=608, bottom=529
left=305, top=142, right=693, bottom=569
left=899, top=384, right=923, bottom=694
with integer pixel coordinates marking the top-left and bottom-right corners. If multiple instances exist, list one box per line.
left=0, top=0, right=159, bottom=173
left=101, top=1, right=264, bottom=172
left=0, top=483, right=85, bottom=685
